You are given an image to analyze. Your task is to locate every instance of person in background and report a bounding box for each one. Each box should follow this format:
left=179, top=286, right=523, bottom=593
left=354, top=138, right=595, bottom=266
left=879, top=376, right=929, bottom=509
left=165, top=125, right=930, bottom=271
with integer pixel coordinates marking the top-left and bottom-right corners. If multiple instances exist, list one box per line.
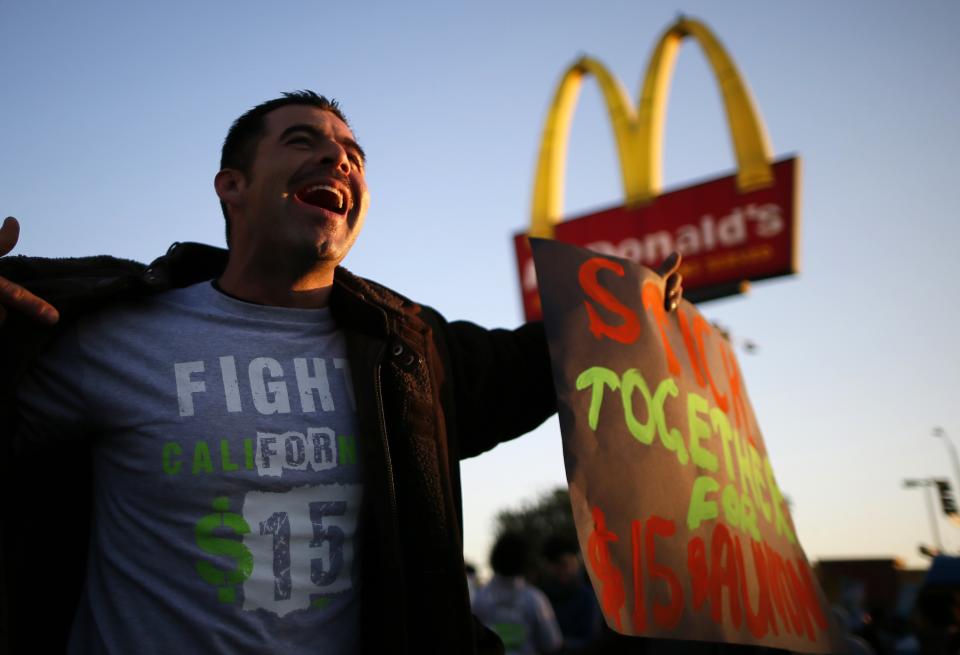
left=474, top=532, right=564, bottom=655
left=540, top=535, right=603, bottom=653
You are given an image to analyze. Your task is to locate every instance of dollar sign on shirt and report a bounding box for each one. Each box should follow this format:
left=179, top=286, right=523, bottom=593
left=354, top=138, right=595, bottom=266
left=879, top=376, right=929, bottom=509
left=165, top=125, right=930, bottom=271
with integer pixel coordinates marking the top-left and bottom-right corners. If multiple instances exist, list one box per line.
left=195, top=496, right=254, bottom=604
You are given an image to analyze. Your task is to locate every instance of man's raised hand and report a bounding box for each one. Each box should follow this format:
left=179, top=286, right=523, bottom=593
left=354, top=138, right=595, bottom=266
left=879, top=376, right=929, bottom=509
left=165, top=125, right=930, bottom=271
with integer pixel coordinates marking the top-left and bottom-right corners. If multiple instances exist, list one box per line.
left=657, top=252, right=683, bottom=313
left=0, top=217, right=59, bottom=325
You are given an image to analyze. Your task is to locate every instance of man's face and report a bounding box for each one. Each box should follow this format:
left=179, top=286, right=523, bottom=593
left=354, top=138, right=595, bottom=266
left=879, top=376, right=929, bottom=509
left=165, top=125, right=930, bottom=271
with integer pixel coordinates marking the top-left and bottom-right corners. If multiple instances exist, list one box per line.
left=228, top=104, right=369, bottom=270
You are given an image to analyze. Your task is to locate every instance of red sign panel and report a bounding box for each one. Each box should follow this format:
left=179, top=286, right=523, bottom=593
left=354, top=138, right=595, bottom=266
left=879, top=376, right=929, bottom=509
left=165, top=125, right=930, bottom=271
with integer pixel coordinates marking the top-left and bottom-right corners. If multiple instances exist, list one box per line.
left=514, top=157, right=800, bottom=321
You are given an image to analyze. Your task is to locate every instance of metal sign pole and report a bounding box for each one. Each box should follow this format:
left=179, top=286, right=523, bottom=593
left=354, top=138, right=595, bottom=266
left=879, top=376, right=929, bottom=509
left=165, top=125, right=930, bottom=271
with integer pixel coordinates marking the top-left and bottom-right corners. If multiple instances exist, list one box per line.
left=924, top=481, right=945, bottom=552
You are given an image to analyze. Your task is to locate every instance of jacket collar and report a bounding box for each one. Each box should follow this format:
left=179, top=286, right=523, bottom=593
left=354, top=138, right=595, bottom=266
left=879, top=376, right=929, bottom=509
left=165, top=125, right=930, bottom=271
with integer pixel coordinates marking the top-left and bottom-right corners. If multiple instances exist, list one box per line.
left=159, top=242, right=414, bottom=340
left=330, top=269, right=392, bottom=339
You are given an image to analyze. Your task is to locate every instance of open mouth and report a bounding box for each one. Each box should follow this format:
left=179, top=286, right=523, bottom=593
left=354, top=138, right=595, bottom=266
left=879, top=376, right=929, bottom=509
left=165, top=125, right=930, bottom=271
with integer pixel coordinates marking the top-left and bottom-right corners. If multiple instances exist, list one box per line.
left=294, top=183, right=349, bottom=215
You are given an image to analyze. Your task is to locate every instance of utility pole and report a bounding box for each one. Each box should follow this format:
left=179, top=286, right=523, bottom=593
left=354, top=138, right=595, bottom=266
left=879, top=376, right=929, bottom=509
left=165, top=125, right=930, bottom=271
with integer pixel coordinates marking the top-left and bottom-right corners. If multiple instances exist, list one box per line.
left=903, top=478, right=943, bottom=552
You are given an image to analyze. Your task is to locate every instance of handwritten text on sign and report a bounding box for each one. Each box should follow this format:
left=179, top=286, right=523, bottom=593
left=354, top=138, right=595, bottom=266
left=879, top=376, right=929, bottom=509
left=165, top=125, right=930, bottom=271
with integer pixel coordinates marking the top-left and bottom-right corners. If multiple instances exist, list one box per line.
left=530, top=238, right=839, bottom=653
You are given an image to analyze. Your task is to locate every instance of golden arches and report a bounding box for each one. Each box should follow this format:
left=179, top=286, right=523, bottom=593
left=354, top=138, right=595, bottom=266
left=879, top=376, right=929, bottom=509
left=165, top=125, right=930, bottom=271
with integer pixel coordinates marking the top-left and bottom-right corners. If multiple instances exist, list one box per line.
left=529, top=17, right=774, bottom=239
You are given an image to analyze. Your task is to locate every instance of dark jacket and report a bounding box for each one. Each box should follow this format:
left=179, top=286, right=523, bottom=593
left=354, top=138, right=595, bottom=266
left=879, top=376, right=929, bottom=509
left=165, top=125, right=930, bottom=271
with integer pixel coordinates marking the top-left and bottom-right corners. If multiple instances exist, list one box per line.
left=0, top=242, right=557, bottom=654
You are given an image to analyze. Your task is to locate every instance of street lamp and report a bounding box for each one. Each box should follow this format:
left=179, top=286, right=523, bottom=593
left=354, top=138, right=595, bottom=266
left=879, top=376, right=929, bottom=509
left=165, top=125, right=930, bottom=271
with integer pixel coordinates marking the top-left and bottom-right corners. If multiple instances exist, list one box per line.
left=903, top=477, right=943, bottom=552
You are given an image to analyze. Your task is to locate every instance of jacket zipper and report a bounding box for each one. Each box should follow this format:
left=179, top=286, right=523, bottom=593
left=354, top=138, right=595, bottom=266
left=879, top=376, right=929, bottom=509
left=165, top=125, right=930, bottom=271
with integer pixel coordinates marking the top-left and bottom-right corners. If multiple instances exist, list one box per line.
left=372, top=345, right=399, bottom=537
left=371, top=343, right=411, bottom=651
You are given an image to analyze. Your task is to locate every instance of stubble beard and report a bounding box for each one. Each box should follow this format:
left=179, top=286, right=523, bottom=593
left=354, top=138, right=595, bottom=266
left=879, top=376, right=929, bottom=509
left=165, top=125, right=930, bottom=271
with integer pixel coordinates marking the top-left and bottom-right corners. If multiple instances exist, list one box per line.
left=280, top=222, right=355, bottom=281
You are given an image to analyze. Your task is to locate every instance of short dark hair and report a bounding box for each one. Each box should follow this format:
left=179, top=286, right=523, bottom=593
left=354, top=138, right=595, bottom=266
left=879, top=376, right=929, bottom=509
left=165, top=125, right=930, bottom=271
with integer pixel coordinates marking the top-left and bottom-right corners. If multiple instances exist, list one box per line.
left=542, top=534, right=579, bottom=563
left=490, top=532, right=529, bottom=578
left=218, top=91, right=350, bottom=245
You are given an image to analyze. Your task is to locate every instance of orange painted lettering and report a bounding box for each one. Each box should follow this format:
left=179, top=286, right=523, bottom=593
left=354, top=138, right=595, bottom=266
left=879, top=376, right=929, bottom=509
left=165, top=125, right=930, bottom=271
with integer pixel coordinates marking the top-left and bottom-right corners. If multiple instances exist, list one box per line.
left=587, top=506, right=625, bottom=631
left=630, top=520, right=647, bottom=633
left=687, top=536, right=709, bottom=610
left=796, top=559, right=828, bottom=634
left=719, top=338, right=754, bottom=447
left=677, top=310, right=707, bottom=387
left=578, top=258, right=641, bottom=344
left=786, top=560, right=816, bottom=641
left=642, top=281, right=681, bottom=376
left=677, top=310, right=729, bottom=412
left=708, top=523, right=742, bottom=628
left=646, top=516, right=683, bottom=630
left=764, top=544, right=801, bottom=635
left=694, top=315, right=729, bottom=412
left=735, top=536, right=773, bottom=638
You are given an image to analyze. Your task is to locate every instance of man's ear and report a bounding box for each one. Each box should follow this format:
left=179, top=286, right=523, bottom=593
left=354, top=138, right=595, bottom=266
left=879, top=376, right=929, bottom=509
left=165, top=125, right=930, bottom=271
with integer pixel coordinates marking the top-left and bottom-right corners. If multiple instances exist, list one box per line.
left=214, top=169, right=246, bottom=210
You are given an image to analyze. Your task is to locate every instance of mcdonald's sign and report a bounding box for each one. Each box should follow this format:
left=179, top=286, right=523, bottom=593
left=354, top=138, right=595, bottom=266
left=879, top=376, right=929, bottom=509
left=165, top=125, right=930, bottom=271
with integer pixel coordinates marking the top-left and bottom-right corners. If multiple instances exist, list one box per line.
left=515, top=17, right=800, bottom=321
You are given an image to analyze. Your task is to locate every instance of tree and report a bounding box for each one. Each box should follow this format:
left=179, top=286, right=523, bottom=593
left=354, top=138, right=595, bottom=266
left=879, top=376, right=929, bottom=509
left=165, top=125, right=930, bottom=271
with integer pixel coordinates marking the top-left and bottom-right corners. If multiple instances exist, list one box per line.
left=493, top=487, right=578, bottom=575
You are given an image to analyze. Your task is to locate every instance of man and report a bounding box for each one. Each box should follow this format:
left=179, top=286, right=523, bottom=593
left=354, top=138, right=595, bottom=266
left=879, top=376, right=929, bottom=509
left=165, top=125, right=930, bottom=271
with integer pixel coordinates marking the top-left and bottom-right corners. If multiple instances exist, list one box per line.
left=0, top=91, right=681, bottom=654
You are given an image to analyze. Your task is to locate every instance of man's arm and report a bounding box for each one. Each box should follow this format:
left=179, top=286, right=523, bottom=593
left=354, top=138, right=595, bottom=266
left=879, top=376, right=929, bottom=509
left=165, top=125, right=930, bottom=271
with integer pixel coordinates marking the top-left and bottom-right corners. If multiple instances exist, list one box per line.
left=441, top=318, right=556, bottom=459
left=0, top=217, right=60, bottom=325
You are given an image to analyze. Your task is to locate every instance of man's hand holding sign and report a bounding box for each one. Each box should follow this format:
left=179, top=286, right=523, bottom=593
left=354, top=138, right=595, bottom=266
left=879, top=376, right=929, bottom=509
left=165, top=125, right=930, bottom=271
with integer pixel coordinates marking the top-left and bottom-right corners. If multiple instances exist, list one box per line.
left=531, top=238, right=841, bottom=653
left=656, top=251, right=683, bottom=314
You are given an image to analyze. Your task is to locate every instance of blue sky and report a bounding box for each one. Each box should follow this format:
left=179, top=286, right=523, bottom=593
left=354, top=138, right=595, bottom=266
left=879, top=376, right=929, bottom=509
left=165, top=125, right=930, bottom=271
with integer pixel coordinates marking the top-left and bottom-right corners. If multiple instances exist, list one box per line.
left=2, top=0, right=959, bottom=572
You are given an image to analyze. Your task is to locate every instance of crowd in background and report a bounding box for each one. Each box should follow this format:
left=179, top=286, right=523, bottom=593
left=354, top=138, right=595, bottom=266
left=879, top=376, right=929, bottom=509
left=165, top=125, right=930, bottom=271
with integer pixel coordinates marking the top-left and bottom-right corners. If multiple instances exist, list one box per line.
left=468, top=532, right=601, bottom=655
left=467, top=531, right=960, bottom=655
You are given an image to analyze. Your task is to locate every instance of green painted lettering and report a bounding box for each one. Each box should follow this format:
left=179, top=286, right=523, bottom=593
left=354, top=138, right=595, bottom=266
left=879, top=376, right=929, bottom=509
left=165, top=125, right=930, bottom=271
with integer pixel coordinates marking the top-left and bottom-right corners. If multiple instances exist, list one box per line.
left=162, top=442, right=182, bottom=475
left=192, top=441, right=213, bottom=475
left=711, top=408, right=736, bottom=479
left=220, top=439, right=239, bottom=472
left=687, top=393, right=717, bottom=472
left=621, top=368, right=690, bottom=464
left=338, top=435, right=357, bottom=465
left=732, top=428, right=761, bottom=517
left=739, top=491, right=760, bottom=542
left=764, top=456, right=796, bottom=544
left=621, top=369, right=656, bottom=445
left=721, top=484, right=741, bottom=528
left=750, top=444, right=772, bottom=523
left=621, top=371, right=685, bottom=464
left=576, top=366, right=620, bottom=430
left=687, top=475, right=720, bottom=530
left=652, top=378, right=686, bottom=465
left=719, top=485, right=759, bottom=541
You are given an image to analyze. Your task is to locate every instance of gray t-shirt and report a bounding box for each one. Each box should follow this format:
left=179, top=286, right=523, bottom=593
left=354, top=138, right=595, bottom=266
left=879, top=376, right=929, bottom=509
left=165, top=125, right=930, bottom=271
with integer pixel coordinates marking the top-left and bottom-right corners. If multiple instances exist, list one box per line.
left=16, top=281, right=363, bottom=654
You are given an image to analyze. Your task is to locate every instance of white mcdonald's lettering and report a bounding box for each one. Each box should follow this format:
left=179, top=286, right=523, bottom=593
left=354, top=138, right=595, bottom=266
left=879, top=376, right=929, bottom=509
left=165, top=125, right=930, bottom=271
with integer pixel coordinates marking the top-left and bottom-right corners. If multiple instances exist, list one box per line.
left=585, top=202, right=783, bottom=266
left=521, top=202, right=784, bottom=292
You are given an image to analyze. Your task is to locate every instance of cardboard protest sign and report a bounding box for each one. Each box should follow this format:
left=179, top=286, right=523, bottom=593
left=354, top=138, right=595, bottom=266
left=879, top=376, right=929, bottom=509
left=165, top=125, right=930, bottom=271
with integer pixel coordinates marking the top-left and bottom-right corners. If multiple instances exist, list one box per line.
left=531, top=238, right=842, bottom=653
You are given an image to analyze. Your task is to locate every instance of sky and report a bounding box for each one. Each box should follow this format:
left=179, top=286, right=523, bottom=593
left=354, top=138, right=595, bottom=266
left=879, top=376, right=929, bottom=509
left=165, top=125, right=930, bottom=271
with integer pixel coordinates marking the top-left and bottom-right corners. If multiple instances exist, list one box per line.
left=2, top=0, right=958, bottom=574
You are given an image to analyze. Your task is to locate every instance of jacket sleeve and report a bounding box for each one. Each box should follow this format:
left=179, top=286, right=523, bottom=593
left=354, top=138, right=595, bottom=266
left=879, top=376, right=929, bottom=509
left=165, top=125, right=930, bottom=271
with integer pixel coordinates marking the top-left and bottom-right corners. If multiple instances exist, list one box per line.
left=434, top=314, right=557, bottom=459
